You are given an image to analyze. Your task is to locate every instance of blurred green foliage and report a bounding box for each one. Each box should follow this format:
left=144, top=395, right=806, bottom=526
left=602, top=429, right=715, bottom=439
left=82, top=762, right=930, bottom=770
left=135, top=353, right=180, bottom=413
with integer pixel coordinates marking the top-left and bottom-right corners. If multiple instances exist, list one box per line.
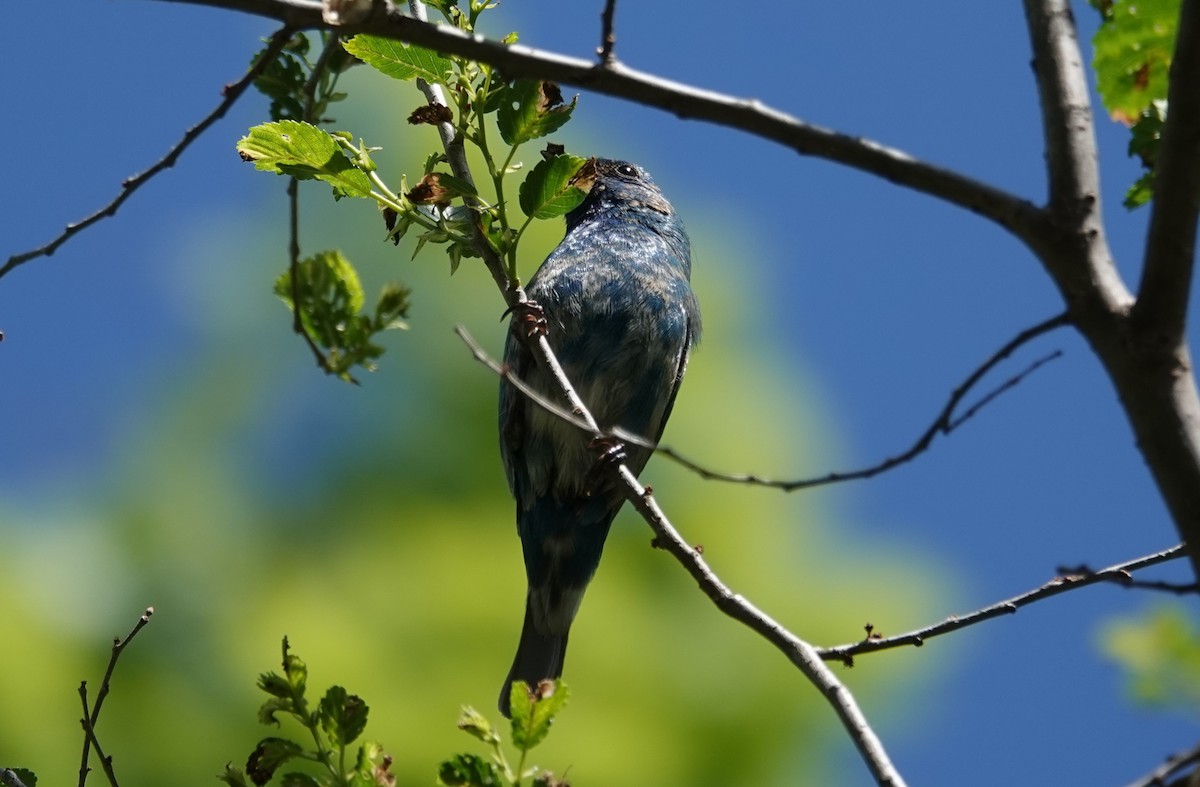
left=1091, top=0, right=1179, bottom=208
left=0, top=57, right=949, bottom=787
left=1102, top=604, right=1200, bottom=713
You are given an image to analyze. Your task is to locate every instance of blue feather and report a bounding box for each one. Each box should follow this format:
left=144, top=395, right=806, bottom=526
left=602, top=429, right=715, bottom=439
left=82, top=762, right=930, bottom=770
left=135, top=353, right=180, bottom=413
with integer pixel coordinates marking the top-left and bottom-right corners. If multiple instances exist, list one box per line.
left=498, top=159, right=700, bottom=715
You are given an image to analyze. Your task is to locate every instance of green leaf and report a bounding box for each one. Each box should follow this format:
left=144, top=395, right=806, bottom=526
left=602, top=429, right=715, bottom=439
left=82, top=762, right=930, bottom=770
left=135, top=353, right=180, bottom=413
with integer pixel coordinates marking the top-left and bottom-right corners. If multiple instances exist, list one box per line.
left=256, top=696, right=295, bottom=726
left=279, top=774, right=322, bottom=787
left=252, top=33, right=309, bottom=121
left=343, top=35, right=454, bottom=83
left=455, top=705, right=501, bottom=746
left=497, top=81, right=577, bottom=146
left=1102, top=604, right=1200, bottom=710
left=1124, top=170, right=1156, bottom=208
left=1093, top=0, right=1179, bottom=123
left=218, top=764, right=249, bottom=787
left=509, top=680, right=568, bottom=751
left=237, top=121, right=372, bottom=199
left=518, top=154, right=587, bottom=219
left=319, top=685, right=370, bottom=746
left=436, top=753, right=504, bottom=786
left=246, top=738, right=304, bottom=786
left=257, top=671, right=293, bottom=699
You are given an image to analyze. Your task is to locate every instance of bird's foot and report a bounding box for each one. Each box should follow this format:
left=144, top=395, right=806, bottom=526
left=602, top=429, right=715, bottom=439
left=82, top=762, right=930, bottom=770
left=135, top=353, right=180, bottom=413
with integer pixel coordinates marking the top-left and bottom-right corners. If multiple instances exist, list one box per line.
left=584, top=434, right=628, bottom=493
left=507, top=299, right=548, bottom=341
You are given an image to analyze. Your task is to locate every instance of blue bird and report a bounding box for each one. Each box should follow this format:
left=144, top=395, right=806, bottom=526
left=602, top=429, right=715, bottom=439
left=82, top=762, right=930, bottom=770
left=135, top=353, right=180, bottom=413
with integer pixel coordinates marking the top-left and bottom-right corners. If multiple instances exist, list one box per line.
left=498, top=158, right=701, bottom=716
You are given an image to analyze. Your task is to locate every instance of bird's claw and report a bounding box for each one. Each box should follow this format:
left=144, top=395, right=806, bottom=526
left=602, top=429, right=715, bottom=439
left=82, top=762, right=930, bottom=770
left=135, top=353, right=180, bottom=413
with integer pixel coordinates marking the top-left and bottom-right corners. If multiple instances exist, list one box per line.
left=583, top=435, right=628, bottom=494
left=507, top=299, right=548, bottom=341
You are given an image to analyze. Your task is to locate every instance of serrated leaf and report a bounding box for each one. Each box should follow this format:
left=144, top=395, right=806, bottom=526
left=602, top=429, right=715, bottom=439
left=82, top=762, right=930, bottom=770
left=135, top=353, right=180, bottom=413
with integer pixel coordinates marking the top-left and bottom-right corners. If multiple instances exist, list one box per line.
left=252, top=34, right=309, bottom=121
left=518, top=155, right=587, bottom=219
left=237, top=121, right=372, bottom=198
left=218, top=764, right=249, bottom=787
left=509, top=680, right=568, bottom=751
left=344, top=35, right=454, bottom=83
left=246, top=738, right=304, bottom=786
left=319, top=685, right=369, bottom=746
left=436, top=753, right=504, bottom=786
left=1093, top=0, right=1179, bottom=123
left=455, top=705, right=500, bottom=745
left=257, top=696, right=294, bottom=726
left=497, top=81, right=577, bottom=146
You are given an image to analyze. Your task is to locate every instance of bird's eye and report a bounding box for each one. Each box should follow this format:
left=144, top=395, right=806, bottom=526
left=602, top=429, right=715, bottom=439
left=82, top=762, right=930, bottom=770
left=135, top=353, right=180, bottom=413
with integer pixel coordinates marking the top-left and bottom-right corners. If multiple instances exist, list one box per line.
left=616, top=163, right=638, bottom=179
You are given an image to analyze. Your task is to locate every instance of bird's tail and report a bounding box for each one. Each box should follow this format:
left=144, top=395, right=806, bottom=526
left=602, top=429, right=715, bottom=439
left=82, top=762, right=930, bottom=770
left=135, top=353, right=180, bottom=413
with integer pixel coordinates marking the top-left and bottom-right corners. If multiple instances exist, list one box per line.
left=498, top=596, right=569, bottom=717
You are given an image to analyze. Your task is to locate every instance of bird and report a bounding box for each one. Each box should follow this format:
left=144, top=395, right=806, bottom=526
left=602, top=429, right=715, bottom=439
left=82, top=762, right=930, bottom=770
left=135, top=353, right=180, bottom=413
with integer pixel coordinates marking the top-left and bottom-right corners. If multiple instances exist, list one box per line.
left=497, top=158, right=701, bottom=716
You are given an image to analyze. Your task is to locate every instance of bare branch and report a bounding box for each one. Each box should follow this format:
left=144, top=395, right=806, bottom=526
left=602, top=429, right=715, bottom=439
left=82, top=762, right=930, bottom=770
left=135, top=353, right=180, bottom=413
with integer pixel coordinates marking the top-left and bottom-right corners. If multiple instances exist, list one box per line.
left=1124, top=739, right=1200, bottom=787
left=78, top=607, right=155, bottom=787
left=617, top=467, right=906, bottom=786
left=1133, top=0, right=1200, bottom=340
left=1, top=27, right=295, bottom=282
left=1021, top=0, right=1129, bottom=306
left=460, top=314, right=1067, bottom=495
left=598, top=0, right=618, bottom=66
left=150, top=0, right=1046, bottom=251
left=818, top=546, right=1185, bottom=664
left=286, top=33, right=357, bottom=379
left=655, top=314, right=1069, bottom=491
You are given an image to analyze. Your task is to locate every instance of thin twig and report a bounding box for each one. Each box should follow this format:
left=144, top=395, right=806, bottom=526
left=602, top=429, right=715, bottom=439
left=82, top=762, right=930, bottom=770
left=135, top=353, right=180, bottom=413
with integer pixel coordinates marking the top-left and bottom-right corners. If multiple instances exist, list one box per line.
left=1124, top=739, right=1200, bottom=787
left=78, top=607, right=155, bottom=787
left=78, top=684, right=117, bottom=787
left=453, top=325, right=906, bottom=785
left=817, top=546, right=1185, bottom=664
left=619, top=468, right=906, bottom=785
left=597, top=0, right=618, bottom=65
left=457, top=314, right=1066, bottom=495
left=656, top=314, right=1070, bottom=491
left=287, top=32, right=355, bottom=379
left=2, top=28, right=295, bottom=282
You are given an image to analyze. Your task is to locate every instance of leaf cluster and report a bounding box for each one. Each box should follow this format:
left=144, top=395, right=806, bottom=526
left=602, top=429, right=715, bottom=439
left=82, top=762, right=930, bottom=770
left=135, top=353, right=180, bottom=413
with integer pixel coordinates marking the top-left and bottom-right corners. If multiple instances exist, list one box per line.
left=238, top=3, right=590, bottom=382
left=437, top=682, right=571, bottom=787
left=220, top=639, right=395, bottom=787
left=1091, top=0, right=1179, bottom=208
left=273, top=250, right=410, bottom=380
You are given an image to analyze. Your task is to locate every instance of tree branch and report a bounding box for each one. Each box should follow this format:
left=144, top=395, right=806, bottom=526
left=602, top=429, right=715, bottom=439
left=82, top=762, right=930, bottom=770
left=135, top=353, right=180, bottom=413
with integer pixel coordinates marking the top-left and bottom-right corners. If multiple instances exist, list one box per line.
left=1124, top=739, right=1200, bottom=787
left=78, top=607, right=155, bottom=787
left=1133, top=0, right=1200, bottom=340
left=1, top=27, right=295, bottom=282
left=619, top=466, right=908, bottom=787
left=597, top=0, right=618, bottom=66
left=149, top=0, right=1046, bottom=251
left=652, top=314, right=1069, bottom=491
left=1021, top=0, right=1129, bottom=309
left=817, top=545, right=1186, bottom=664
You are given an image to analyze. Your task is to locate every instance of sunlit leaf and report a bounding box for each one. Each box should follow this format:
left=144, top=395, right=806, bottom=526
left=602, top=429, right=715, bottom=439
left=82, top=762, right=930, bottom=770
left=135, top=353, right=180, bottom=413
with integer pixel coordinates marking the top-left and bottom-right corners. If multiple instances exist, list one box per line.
left=518, top=154, right=587, bottom=219
left=1093, top=0, right=1178, bottom=123
left=238, top=121, right=372, bottom=199
left=343, top=35, right=454, bottom=83
left=497, top=81, right=577, bottom=146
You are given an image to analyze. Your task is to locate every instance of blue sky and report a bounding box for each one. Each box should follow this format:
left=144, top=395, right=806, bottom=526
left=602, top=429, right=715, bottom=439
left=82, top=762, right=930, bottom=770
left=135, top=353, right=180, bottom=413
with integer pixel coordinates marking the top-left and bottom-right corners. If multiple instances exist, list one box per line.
left=3, top=2, right=1198, bottom=784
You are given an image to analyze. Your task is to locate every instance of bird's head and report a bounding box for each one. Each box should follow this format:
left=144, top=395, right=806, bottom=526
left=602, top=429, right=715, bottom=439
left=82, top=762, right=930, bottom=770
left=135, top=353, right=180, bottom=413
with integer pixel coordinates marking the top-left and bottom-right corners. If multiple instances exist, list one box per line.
left=564, top=158, right=676, bottom=231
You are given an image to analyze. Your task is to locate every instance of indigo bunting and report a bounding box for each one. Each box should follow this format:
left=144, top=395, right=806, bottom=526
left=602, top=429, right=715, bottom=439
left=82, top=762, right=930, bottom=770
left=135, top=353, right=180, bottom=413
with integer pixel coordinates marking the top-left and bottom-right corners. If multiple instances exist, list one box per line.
left=498, top=158, right=701, bottom=715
